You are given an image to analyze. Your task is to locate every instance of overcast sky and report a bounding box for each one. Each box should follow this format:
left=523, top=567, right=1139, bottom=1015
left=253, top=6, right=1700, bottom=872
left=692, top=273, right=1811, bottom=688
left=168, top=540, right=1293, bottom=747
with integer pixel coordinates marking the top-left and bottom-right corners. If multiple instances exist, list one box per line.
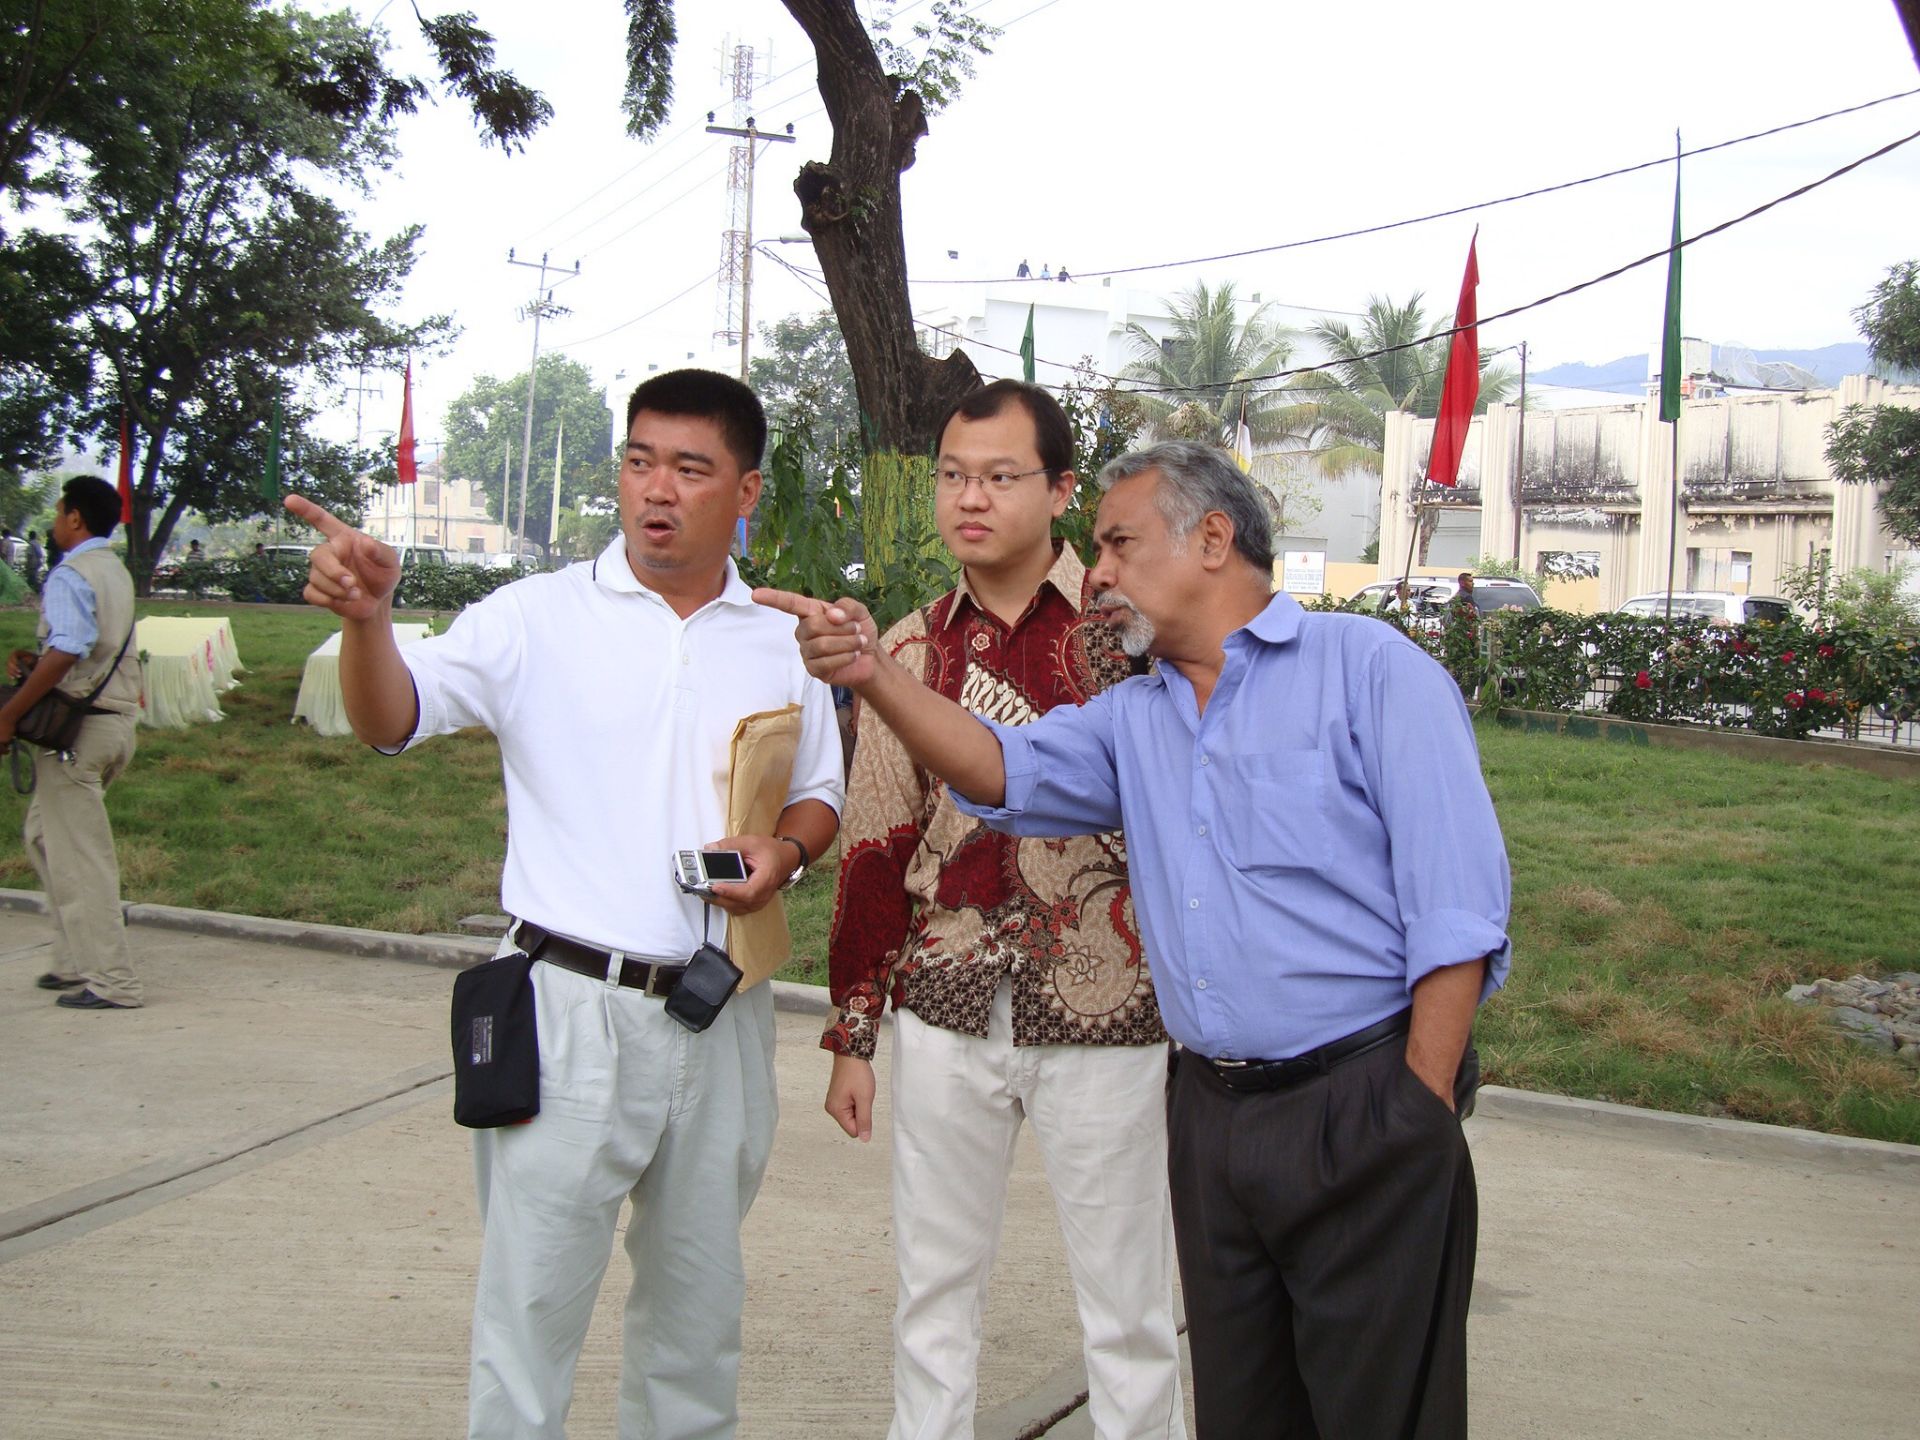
left=336, top=0, right=1920, bottom=450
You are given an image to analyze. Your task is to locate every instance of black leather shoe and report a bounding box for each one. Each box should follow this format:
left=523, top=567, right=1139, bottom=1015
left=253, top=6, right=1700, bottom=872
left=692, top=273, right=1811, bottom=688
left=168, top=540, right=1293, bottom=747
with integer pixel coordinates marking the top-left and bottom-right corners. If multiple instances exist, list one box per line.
left=36, top=973, right=86, bottom=990
left=56, top=988, right=135, bottom=1010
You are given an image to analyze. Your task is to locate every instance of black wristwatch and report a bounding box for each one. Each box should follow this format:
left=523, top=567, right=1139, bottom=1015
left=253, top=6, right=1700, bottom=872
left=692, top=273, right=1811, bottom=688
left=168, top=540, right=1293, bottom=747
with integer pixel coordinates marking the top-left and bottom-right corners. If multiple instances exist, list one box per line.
left=777, top=834, right=812, bottom=890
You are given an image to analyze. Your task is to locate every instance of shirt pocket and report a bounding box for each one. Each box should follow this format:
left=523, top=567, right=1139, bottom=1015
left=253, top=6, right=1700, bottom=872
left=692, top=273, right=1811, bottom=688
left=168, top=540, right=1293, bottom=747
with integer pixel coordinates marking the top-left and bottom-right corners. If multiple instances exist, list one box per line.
left=1216, top=749, right=1333, bottom=873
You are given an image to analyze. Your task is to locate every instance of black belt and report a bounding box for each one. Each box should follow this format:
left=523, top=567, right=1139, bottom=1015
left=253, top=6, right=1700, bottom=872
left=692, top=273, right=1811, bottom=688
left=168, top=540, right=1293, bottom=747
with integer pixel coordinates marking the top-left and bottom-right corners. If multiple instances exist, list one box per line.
left=1197, top=1009, right=1411, bottom=1094
left=514, top=922, right=685, bottom=999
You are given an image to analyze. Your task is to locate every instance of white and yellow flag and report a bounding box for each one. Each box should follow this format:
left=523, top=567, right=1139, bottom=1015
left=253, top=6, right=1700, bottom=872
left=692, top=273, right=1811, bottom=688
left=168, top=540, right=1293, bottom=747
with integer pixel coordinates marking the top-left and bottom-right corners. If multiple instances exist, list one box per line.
left=1231, top=418, right=1255, bottom=474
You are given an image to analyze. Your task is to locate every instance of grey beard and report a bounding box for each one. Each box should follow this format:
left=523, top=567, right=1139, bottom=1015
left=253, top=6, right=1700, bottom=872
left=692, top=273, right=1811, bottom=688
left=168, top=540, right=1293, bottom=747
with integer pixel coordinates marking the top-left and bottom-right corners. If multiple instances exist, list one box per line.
left=1095, top=590, right=1156, bottom=657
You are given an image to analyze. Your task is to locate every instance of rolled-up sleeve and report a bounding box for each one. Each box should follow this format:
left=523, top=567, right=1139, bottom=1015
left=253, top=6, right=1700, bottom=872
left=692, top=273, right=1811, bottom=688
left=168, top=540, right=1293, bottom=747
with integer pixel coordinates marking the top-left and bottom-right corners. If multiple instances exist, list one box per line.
left=951, top=690, right=1124, bottom=837
left=1361, top=642, right=1511, bottom=997
left=40, top=566, right=98, bottom=656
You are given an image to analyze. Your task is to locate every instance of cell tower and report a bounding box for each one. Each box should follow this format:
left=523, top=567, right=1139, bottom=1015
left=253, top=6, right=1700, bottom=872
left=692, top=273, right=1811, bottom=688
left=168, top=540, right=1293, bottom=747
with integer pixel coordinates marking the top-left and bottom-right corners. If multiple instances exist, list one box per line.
left=713, top=41, right=757, bottom=350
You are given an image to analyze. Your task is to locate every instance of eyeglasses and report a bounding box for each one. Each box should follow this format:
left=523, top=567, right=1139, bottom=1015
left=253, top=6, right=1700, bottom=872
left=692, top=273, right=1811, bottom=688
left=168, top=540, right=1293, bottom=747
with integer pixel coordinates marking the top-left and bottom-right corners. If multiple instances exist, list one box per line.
left=934, top=466, right=1051, bottom=492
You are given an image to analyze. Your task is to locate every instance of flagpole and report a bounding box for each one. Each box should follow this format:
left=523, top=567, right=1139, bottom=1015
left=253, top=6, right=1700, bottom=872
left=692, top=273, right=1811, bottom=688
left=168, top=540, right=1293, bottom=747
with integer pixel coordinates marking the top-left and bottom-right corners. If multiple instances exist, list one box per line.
left=1511, top=340, right=1527, bottom=560
left=1400, top=477, right=1425, bottom=590
left=1659, top=131, right=1684, bottom=623
left=1664, top=418, right=1681, bottom=606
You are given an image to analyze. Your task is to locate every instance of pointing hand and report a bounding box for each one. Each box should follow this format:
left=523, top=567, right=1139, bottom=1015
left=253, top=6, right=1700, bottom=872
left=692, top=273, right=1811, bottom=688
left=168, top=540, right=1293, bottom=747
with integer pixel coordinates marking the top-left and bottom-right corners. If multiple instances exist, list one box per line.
left=284, top=494, right=401, bottom=621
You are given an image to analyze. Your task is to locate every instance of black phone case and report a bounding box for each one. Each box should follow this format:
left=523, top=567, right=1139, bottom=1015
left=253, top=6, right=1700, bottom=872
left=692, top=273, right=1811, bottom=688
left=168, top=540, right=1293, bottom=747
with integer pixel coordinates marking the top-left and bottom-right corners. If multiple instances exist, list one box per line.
left=663, top=941, right=743, bottom=1033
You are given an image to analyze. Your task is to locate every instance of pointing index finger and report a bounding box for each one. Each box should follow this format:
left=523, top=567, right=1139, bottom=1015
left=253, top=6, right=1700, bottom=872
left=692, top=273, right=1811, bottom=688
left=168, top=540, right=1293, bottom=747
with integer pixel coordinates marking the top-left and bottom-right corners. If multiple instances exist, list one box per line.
left=283, top=493, right=348, bottom=538
left=752, top=587, right=826, bottom=619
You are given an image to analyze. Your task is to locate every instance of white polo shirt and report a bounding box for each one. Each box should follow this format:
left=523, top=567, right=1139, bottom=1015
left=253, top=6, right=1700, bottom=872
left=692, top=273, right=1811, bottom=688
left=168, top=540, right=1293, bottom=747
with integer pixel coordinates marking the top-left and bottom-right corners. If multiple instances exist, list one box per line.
left=395, top=536, right=843, bottom=958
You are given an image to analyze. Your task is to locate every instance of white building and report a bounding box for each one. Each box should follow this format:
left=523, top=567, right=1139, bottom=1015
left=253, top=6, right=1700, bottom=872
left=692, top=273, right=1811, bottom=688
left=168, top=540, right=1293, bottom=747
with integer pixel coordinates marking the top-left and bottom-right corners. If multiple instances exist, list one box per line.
left=1375, top=376, right=1920, bottom=606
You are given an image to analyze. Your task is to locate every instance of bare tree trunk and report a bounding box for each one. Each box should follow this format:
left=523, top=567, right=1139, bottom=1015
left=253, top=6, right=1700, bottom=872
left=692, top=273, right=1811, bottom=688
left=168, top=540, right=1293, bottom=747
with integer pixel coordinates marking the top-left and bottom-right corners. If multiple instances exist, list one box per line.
left=781, top=0, right=978, bottom=457
left=1895, top=0, right=1920, bottom=69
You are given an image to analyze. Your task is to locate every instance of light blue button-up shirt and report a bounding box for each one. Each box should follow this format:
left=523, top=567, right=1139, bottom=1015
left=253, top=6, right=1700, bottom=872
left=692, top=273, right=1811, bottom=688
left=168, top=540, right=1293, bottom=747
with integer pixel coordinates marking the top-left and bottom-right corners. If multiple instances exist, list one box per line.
left=954, top=592, right=1511, bottom=1060
left=41, top=537, right=111, bottom=655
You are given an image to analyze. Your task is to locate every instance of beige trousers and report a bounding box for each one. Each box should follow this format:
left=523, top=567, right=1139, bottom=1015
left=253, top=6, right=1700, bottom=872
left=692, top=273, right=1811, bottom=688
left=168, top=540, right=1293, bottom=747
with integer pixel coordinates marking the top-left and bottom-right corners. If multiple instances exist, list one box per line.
left=23, top=711, right=140, bottom=1004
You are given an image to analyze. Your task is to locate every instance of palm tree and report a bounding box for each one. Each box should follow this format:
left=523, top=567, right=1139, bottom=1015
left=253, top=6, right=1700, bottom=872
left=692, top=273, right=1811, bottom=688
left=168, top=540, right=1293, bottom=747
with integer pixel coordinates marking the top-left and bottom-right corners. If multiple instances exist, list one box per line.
left=1121, top=281, right=1301, bottom=445
left=1278, top=293, right=1518, bottom=479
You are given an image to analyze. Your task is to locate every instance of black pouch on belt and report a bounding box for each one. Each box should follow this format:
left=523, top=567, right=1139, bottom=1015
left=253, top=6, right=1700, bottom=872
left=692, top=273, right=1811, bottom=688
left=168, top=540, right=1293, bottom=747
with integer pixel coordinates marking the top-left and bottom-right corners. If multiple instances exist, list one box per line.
left=450, top=950, right=540, bottom=1127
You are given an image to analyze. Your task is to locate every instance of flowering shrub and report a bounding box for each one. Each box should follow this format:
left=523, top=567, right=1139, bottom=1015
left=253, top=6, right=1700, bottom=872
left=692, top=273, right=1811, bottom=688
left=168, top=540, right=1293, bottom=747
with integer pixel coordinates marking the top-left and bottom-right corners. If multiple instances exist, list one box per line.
left=1333, top=594, right=1920, bottom=741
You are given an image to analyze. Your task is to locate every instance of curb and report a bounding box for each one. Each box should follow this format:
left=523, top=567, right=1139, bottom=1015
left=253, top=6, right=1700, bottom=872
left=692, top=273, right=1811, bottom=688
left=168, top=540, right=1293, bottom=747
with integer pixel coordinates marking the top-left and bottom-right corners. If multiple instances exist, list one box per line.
left=0, top=888, right=836, bottom=1020
left=2, top=890, right=1909, bottom=1161
left=1469, top=1083, right=1920, bottom=1170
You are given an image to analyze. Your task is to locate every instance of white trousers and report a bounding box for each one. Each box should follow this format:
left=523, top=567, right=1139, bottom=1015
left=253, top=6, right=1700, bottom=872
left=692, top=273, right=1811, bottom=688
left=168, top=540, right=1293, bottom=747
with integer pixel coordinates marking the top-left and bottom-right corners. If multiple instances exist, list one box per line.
left=468, top=961, right=778, bottom=1440
left=888, top=984, right=1186, bottom=1440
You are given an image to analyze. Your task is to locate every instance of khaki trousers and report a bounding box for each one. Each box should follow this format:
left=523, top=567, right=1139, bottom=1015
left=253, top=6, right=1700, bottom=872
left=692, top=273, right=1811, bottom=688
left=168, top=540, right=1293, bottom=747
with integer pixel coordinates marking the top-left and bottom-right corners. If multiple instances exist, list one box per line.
left=23, top=711, right=140, bottom=1005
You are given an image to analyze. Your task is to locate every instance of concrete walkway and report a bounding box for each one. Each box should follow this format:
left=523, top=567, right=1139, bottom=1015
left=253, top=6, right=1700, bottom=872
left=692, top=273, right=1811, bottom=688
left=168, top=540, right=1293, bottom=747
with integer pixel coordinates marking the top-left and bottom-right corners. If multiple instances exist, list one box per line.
left=1, top=901, right=1914, bottom=1438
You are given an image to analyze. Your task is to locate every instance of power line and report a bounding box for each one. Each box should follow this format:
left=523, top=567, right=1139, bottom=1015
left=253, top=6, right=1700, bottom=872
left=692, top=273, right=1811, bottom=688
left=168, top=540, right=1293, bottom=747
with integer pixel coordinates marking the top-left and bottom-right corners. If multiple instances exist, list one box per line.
left=511, top=0, right=1052, bottom=255
left=1115, top=124, right=1920, bottom=396
left=897, top=84, right=1920, bottom=286
left=564, top=269, right=722, bottom=347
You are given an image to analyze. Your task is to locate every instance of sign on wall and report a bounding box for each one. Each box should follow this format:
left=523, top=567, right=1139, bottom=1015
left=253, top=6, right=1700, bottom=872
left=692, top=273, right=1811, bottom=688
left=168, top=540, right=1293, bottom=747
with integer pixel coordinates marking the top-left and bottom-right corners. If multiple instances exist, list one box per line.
left=1281, top=550, right=1327, bottom=595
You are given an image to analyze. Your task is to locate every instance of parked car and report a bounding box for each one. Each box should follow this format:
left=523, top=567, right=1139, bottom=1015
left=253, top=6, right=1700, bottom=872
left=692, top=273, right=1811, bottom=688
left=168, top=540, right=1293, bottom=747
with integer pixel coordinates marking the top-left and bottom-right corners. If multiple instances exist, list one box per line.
left=391, top=545, right=454, bottom=570
left=1616, top=591, right=1794, bottom=626
left=1348, top=575, right=1542, bottom=632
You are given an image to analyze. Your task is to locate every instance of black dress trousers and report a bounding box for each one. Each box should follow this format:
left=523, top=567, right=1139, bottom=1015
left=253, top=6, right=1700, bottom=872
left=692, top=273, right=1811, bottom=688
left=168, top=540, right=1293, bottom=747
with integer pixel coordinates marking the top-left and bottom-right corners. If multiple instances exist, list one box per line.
left=1166, top=1037, right=1478, bottom=1440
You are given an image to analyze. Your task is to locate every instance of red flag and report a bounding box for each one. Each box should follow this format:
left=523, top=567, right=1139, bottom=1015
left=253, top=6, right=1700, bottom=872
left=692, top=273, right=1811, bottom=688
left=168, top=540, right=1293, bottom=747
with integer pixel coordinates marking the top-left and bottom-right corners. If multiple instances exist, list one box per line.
left=1426, top=233, right=1480, bottom=488
left=396, top=359, right=418, bottom=485
left=116, top=412, right=134, bottom=522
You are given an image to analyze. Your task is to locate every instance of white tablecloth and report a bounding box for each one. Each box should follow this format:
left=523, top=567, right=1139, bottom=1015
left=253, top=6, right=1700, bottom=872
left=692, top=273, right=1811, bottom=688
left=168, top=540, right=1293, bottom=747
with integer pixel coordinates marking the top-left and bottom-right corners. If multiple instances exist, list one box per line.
left=292, top=624, right=435, bottom=737
left=135, top=616, right=243, bottom=730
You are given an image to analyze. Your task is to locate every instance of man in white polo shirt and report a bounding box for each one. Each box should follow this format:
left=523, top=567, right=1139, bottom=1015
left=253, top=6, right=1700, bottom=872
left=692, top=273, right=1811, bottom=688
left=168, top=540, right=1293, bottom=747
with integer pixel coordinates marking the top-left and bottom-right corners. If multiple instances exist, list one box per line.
left=288, top=369, right=844, bottom=1440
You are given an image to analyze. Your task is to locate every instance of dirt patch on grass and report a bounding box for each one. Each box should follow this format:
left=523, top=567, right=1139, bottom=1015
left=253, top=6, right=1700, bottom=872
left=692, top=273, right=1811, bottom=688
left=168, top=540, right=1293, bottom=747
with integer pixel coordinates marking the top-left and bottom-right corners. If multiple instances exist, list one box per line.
left=1553, top=884, right=1625, bottom=916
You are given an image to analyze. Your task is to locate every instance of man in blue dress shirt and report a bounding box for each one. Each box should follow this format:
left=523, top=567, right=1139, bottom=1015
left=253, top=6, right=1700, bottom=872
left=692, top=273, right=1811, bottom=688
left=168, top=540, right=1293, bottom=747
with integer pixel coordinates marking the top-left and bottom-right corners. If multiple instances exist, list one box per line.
left=759, top=440, right=1510, bottom=1439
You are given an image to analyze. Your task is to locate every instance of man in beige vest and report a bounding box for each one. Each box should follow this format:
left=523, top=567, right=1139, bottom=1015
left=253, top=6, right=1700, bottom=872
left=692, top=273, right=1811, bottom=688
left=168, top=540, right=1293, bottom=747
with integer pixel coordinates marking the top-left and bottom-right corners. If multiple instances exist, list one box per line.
left=2, top=476, right=143, bottom=1009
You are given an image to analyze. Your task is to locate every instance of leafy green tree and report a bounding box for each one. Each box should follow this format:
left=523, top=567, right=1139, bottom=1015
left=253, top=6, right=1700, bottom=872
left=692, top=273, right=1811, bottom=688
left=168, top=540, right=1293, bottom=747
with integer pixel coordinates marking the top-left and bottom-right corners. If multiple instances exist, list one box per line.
left=1279, top=293, right=1518, bottom=480
left=60, top=5, right=448, bottom=585
left=443, top=354, right=614, bottom=548
left=1825, top=259, right=1920, bottom=545
left=749, top=310, right=863, bottom=444
left=0, top=0, right=547, bottom=204
left=1780, top=556, right=1920, bottom=631
left=1121, top=281, right=1299, bottom=442
left=0, top=230, right=92, bottom=474
left=1119, top=283, right=1322, bottom=532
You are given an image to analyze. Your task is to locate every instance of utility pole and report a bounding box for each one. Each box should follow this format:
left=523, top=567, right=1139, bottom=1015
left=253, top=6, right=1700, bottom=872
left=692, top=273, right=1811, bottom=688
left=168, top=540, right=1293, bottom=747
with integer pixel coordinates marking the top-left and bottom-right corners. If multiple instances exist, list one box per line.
left=507, top=249, right=580, bottom=563
left=706, top=41, right=794, bottom=380
left=344, top=364, right=383, bottom=446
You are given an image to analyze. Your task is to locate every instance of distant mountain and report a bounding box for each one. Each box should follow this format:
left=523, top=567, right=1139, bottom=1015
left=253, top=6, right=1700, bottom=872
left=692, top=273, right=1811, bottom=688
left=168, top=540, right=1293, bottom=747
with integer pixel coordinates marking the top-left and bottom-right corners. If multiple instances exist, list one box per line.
left=1536, top=342, right=1873, bottom=394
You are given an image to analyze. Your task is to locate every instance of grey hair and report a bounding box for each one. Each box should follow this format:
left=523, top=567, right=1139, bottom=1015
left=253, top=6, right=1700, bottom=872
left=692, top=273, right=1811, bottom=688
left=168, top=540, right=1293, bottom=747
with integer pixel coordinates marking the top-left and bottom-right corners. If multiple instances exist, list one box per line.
left=1096, top=440, right=1274, bottom=575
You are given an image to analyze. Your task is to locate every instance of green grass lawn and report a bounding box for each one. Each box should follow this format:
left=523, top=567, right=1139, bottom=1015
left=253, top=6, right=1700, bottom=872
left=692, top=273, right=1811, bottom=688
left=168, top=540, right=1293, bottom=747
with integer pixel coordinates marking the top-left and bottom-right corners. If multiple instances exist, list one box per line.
left=1, top=602, right=1915, bottom=1141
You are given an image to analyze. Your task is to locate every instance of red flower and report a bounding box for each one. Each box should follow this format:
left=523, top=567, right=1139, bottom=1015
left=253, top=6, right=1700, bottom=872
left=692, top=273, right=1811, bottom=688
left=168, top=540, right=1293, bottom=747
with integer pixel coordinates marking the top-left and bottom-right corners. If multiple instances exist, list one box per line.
left=1634, top=670, right=1652, bottom=689
left=1780, top=650, right=1796, bottom=663
left=1808, top=687, right=1827, bottom=702
left=1786, top=691, right=1805, bottom=709
left=1817, top=644, right=1836, bottom=659
left=1731, top=639, right=1752, bottom=655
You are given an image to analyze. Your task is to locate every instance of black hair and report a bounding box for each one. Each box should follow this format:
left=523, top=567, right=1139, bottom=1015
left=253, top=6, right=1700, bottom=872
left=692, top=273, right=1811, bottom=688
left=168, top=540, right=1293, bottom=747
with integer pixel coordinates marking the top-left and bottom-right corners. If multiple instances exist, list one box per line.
left=60, top=476, right=122, bottom=539
left=936, top=380, right=1074, bottom=487
left=624, top=369, right=768, bottom=472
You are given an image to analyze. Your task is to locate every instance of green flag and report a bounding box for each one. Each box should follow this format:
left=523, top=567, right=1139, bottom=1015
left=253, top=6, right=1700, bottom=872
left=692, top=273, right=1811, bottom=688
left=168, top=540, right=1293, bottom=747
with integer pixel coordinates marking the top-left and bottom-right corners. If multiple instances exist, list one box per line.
left=1020, top=303, right=1035, bottom=383
left=260, top=398, right=282, bottom=500
left=1658, top=134, right=1683, bottom=424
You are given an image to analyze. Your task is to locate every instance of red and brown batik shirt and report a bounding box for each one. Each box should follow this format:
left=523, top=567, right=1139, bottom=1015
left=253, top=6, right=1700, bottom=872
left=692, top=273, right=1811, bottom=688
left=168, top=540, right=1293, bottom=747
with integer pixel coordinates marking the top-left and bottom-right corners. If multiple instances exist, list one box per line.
left=821, top=542, right=1166, bottom=1060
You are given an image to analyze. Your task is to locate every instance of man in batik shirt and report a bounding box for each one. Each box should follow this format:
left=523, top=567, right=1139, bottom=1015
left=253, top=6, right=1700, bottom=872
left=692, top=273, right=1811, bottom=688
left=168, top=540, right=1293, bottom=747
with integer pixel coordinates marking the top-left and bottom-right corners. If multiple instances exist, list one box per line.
left=822, top=381, right=1184, bottom=1440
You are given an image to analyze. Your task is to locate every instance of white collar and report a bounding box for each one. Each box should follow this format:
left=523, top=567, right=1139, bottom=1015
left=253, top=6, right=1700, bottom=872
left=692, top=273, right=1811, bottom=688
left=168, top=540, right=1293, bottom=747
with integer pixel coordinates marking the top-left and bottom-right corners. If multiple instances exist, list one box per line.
left=590, top=534, right=754, bottom=611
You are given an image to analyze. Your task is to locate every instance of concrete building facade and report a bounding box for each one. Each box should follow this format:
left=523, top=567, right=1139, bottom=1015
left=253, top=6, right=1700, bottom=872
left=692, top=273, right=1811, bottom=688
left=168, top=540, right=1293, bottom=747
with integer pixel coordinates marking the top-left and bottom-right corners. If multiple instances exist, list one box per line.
left=1375, top=376, right=1919, bottom=608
